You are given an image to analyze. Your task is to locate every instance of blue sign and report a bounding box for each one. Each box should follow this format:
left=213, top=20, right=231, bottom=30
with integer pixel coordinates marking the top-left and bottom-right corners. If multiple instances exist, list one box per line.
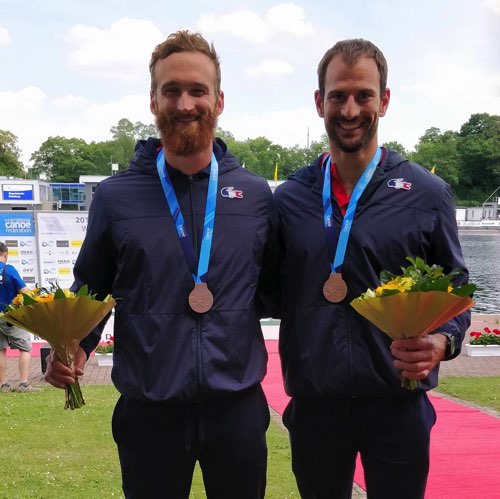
left=0, top=213, right=35, bottom=236
left=2, top=184, right=34, bottom=201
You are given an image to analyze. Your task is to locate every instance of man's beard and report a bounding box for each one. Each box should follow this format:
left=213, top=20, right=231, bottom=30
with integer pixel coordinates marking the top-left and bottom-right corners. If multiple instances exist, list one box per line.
left=156, top=106, right=218, bottom=156
left=325, top=116, right=378, bottom=154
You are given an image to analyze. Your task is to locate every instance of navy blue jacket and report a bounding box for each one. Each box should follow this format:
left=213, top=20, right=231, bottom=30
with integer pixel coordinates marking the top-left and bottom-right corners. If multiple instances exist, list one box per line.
left=275, top=149, right=470, bottom=399
left=76, top=138, right=279, bottom=402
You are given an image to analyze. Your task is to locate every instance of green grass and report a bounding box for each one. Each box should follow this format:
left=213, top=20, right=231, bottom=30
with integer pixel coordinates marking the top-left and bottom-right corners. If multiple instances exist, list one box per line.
left=2, top=378, right=499, bottom=498
left=434, top=376, right=500, bottom=412
left=0, top=386, right=298, bottom=498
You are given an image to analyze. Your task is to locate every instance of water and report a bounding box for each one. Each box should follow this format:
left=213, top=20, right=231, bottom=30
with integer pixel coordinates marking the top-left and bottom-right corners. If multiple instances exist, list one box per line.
left=459, top=231, right=500, bottom=313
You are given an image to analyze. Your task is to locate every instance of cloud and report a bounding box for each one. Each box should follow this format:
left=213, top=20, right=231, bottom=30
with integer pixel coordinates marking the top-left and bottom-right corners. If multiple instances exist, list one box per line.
left=0, top=27, right=11, bottom=46
left=0, top=86, right=46, bottom=112
left=0, top=85, right=153, bottom=164
left=266, top=3, right=314, bottom=37
left=0, top=86, right=47, bottom=162
left=198, top=11, right=269, bottom=43
left=197, top=3, right=314, bottom=43
left=485, top=0, right=500, bottom=15
left=51, top=95, right=89, bottom=109
left=220, top=106, right=324, bottom=149
left=246, top=60, right=294, bottom=78
left=64, top=18, right=164, bottom=80
left=383, top=49, right=500, bottom=150
left=399, top=51, right=500, bottom=111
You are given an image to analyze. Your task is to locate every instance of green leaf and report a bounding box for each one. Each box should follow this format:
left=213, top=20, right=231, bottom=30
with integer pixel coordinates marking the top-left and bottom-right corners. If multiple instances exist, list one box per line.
left=54, top=287, right=66, bottom=300
left=20, top=293, right=38, bottom=305
left=379, top=288, right=400, bottom=297
left=452, top=283, right=477, bottom=297
left=77, top=284, right=89, bottom=297
left=380, top=270, right=395, bottom=285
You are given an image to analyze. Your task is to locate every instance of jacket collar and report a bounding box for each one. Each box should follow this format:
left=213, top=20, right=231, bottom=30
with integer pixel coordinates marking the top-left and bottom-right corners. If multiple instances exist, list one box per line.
left=289, top=148, right=408, bottom=195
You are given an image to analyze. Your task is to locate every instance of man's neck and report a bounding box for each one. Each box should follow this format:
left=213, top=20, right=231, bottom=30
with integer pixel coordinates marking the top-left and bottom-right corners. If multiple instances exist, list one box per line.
left=163, top=143, right=213, bottom=176
left=330, top=143, right=379, bottom=196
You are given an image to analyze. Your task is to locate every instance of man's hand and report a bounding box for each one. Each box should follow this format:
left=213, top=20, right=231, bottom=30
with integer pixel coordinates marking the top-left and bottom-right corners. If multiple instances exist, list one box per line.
left=390, top=334, right=447, bottom=382
left=45, top=347, right=87, bottom=389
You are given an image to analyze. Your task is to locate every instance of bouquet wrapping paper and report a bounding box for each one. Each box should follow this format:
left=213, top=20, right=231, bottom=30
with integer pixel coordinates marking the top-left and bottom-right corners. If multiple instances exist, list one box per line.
left=1, top=290, right=116, bottom=409
left=351, top=291, right=474, bottom=340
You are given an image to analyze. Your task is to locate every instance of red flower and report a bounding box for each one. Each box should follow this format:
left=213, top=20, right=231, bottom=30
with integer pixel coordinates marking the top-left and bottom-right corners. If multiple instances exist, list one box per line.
left=484, top=327, right=491, bottom=333
left=492, top=329, right=500, bottom=335
left=469, top=331, right=482, bottom=338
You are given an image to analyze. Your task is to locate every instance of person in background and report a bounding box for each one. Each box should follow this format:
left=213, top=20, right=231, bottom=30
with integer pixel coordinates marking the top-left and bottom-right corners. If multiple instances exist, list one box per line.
left=45, top=30, right=278, bottom=499
left=274, top=39, right=470, bottom=498
left=0, top=242, right=37, bottom=392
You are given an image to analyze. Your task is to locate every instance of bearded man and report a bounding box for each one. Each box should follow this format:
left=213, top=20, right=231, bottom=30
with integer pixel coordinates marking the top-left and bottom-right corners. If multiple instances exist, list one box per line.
left=45, top=30, right=279, bottom=499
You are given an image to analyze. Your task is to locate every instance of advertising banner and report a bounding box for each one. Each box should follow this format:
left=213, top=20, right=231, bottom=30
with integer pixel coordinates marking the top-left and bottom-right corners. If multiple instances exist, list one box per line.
left=36, top=212, right=88, bottom=289
left=0, top=213, right=38, bottom=287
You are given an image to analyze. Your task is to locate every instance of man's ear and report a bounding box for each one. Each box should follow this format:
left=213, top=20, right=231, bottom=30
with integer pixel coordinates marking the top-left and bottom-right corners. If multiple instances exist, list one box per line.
left=379, top=87, right=390, bottom=117
left=216, top=91, right=224, bottom=115
left=314, top=90, right=324, bottom=118
left=150, top=90, right=157, bottom=115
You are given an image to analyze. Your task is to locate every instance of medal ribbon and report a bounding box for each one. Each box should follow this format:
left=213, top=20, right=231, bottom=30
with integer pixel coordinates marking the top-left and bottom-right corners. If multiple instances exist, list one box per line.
left=156, top=148, right=218, bottom=284
left=322, top=147, right=382, bottom=273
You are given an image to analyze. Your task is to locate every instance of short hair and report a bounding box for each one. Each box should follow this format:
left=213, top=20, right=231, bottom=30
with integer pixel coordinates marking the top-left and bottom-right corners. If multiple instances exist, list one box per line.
left=149, top=30, right=221, bottom=94
left=317, top=39, right=388, bottom=97
left=0, top=242, right=7, bottom=254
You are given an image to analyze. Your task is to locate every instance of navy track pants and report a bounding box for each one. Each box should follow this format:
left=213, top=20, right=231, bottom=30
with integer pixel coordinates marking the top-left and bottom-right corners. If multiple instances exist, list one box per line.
left=112, top=385, right=270, bottom=499
left=283, top=393, right=436, bottom=499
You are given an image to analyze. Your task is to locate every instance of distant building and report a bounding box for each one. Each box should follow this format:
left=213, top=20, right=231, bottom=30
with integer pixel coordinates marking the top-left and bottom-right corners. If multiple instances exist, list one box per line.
left=0, top=177, right=52, bottom=210
left=50, top=183, right=86, bottom=211
left=456, top=196, right=500, bottom=229
left=79, top=175, right=109, bottom=210
left=482, top=196, right=500, bottom=220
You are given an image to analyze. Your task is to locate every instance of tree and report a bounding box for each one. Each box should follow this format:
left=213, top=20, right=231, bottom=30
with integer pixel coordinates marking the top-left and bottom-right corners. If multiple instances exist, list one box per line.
left=87, top=138, right=136, bottom=174
left=111, top=118, right=157, bottom=141
left=412, top=128, right=461, bottom=189
left=457, top=113, right=500, bottom=201
left=30, top=137, right=98, bottom=182
left=0, top=129, right=25, bottom=177
left=110, top=118, right=135, bottom=140
left=417, top=127, right=442, bottom=144
left=382, top=141, right=409, bottom=158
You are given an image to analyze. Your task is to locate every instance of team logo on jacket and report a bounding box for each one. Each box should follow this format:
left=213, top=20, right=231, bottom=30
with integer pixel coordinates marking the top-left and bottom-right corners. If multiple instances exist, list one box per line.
left=221, top=186, right=243, bottom=199
left=387, top=178, right=412, bottom=191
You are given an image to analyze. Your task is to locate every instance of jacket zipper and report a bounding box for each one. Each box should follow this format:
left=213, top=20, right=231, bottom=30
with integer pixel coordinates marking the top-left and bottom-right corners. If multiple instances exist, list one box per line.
left=188, top=175, right=203, bottom=397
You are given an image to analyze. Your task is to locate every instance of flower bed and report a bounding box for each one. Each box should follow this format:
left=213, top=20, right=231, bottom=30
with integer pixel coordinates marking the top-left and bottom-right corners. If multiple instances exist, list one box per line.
left=95, top=336, right=114, bottom=354
left=465, top=327, right=500, bottom=356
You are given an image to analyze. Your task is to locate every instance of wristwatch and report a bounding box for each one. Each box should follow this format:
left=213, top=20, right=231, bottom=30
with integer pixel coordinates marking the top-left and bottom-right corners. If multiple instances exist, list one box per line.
left=436, top=331, right=456, bottom=359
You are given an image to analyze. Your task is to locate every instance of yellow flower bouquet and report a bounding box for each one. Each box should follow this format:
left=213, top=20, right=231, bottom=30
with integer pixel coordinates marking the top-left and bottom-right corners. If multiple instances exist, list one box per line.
left=351, top=257, right=476, bottom=388
left=0, top=285, right=116, bottom=409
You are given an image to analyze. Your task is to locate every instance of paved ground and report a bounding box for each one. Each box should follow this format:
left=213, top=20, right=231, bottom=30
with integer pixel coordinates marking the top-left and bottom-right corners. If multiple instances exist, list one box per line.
left=6, top=343, right=499, bottom=389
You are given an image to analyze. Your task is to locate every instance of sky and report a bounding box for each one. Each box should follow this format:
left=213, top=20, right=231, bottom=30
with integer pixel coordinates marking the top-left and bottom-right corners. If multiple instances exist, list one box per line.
left=1, top=0, right=499, bottom=165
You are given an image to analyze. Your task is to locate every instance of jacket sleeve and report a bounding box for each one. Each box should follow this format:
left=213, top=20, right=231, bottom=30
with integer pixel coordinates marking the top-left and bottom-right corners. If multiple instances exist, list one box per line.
left=71, top=185, right=117, bottom=358
left=255, top=188, right=281, bottom=319
left=429, top=183, right=471, bottom=359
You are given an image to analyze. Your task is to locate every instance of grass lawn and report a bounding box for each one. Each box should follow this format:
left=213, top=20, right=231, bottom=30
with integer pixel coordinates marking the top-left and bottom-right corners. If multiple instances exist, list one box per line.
left=1, top=377, right=498, bottom=498
left=434, top=376, right=500, bottom=412
left=0, top=386, right=298, bottom=499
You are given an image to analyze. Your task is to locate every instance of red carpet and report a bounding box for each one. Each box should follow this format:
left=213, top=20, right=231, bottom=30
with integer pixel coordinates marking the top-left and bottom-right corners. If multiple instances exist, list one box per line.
left=262, top=340, right=500, bottom=498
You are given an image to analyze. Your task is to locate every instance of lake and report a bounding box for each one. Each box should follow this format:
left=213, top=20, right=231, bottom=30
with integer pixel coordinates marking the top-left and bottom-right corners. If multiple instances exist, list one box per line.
left=459, top=231, right=500, bottom=314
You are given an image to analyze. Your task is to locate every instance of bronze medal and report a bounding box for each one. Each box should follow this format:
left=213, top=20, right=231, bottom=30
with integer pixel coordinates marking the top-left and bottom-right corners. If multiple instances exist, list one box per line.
left=188, top=282, right=214, bottom=313
left=323, top=273, right=348, bottom=303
